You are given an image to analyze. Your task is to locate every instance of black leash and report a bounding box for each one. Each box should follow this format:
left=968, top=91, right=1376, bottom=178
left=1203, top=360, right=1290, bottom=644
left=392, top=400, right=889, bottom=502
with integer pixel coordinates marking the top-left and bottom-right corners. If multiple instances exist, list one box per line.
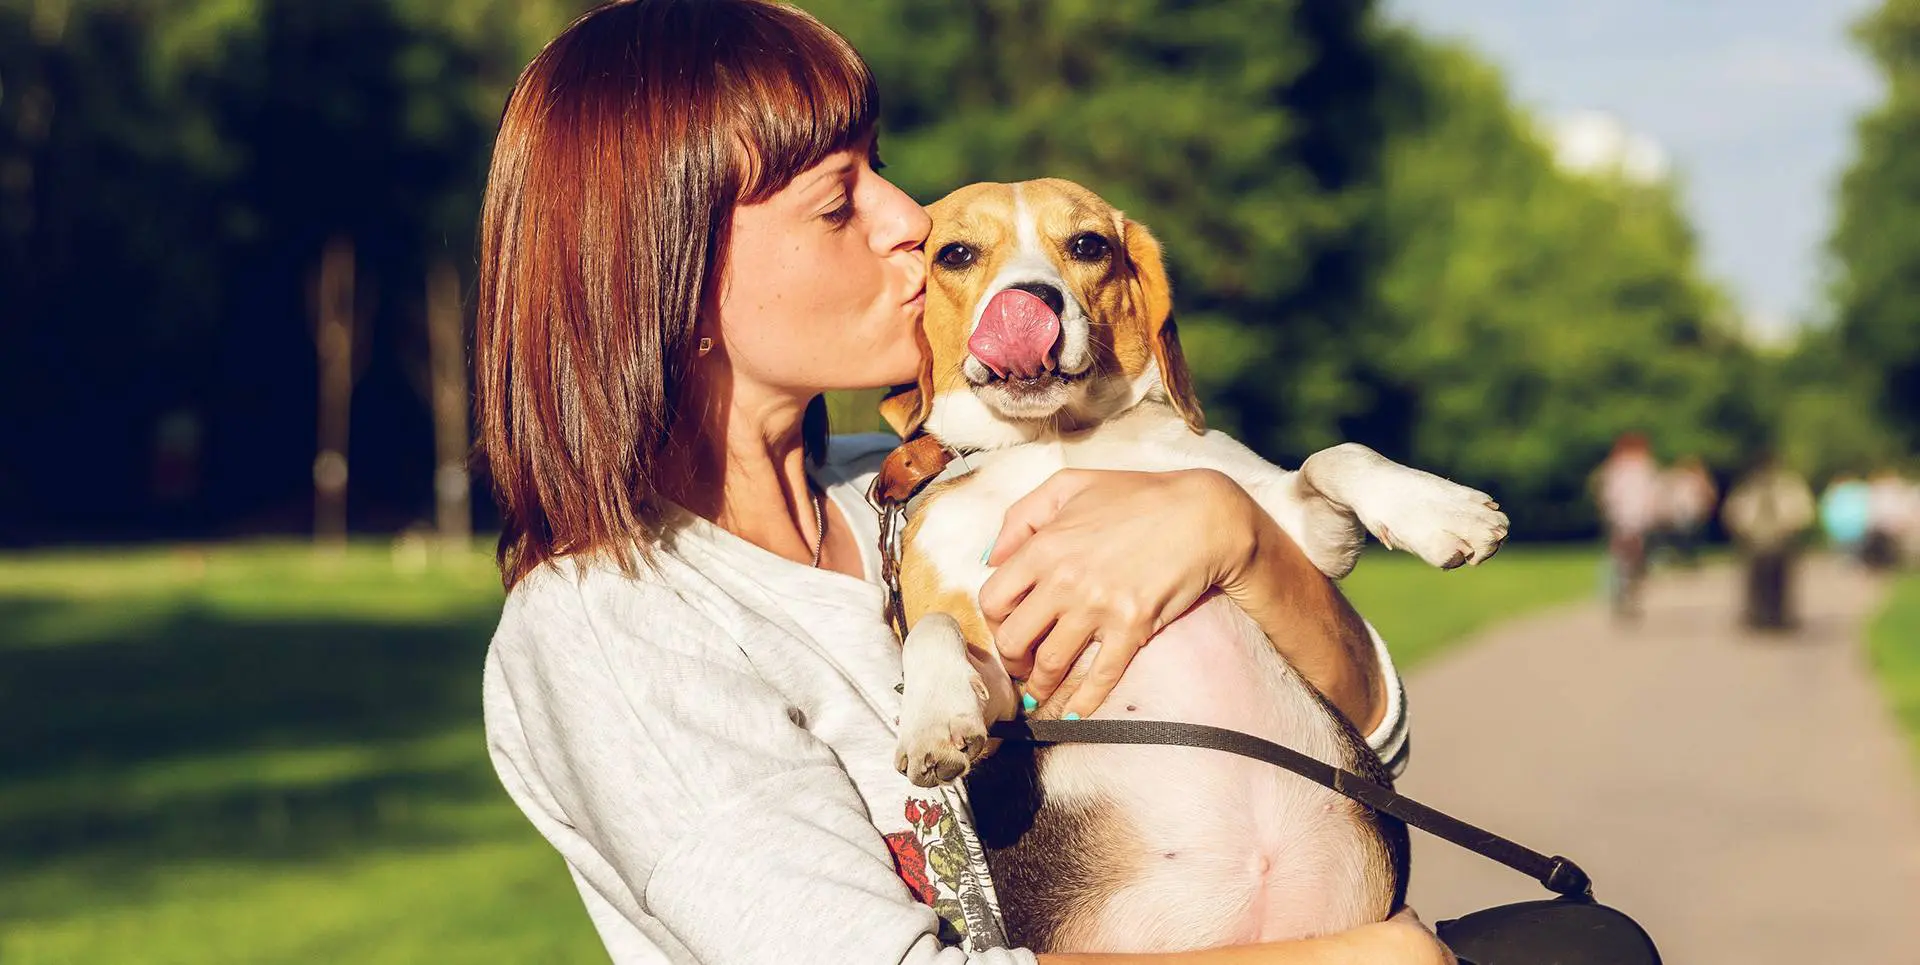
left=988, top=717, right=1593, bottom=900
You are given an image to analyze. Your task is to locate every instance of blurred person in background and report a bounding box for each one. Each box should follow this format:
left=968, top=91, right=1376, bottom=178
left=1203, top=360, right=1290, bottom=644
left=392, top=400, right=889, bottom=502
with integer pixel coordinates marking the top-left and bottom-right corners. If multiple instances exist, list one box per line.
left=1862, top=467, right=1916, bottom=570
left=1819, top=471, right=1873, bottom=563
left=1656, top=455, right=1717, bottom=567
left=471, top=2, right=1444, bottom=963
left=1591, top=432, right=1663, bottom=620
left=1722, top=452, right=1816, bottom=632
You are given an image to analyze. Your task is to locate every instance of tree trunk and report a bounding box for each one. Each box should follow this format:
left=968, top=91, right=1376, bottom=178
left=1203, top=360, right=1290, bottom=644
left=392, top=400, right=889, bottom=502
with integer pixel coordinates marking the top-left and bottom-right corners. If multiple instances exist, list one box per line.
left=312, top=236, right=355, bottom=551
left=426, top=259, right=472, bottom=554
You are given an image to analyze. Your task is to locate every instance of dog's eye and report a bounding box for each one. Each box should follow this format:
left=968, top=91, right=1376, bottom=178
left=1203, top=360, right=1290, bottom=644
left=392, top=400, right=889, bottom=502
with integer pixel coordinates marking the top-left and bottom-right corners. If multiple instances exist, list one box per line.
left=1068, top=232, right=1111, bottom=262
left=935, top=243, right=976, bottom=270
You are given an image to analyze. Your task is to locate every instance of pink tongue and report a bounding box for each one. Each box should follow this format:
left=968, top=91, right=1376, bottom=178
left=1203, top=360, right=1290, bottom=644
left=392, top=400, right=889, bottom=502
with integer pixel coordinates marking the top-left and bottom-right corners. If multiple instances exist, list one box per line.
left=969, top=289, right=1061, bottom=379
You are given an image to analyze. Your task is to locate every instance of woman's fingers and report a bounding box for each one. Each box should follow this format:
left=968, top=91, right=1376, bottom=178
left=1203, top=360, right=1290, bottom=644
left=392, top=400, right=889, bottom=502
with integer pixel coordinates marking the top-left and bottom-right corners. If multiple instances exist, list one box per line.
left=991, top=583, right=1055, bottom=677
left=984, top=469, right=1096, bottom=566
left=1386, top=906, right=1456, bottom=965
left=1059, top=620, right=1150, bottom=720
left=978, top=546, right=1039, bottom=625
left=1022, top=611, right=1097, bottom=706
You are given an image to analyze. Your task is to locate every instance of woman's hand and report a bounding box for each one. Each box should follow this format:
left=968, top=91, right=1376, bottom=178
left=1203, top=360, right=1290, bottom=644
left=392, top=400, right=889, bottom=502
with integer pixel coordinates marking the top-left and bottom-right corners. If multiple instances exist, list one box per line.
left=1035, top=906, right=1454, bottom=964
left=1374, top=907, right=1458, bottom=965
left=977, top=468, right=1261, bottom=718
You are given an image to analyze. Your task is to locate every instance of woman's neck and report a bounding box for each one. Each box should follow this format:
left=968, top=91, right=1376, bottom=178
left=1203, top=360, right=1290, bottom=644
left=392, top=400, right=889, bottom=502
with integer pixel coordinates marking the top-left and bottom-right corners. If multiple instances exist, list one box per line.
left=666, top=382, right=823, bottom=565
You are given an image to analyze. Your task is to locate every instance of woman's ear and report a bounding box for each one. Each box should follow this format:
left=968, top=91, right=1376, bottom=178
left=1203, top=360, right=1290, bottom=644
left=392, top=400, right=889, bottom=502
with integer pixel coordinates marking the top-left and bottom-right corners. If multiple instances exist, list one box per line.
left=879, top=322, right=936, bottom=439
left=1123, top=219, right=1205, bottom=434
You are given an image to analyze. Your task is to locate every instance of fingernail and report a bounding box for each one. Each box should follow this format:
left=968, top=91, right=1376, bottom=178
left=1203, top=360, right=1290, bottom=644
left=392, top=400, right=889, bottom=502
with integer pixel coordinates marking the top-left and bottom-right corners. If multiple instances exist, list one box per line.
left=1063, top=711, right=1081, bottom=721
left=1021, top=692, right=1037, bottom=712
left=979, top=539, right=995, bottom=565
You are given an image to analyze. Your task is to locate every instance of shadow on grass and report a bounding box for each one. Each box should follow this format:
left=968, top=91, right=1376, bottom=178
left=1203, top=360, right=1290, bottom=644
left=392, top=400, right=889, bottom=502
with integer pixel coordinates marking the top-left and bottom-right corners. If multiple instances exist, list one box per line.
left=0, top=593, right=510, bottom=885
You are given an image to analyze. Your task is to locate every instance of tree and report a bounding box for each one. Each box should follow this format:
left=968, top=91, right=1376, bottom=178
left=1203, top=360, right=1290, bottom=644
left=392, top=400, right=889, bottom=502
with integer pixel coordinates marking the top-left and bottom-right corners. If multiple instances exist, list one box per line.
left=1827, top=0, right=1920, bottom=455
left=1368, top=35, right=1764, bottom=534
left=809, top=0, right=1399, bottom=457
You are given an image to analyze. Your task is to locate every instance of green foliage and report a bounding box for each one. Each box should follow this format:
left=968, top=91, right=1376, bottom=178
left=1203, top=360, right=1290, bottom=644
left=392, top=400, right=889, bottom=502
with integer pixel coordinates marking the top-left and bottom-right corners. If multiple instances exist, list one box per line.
left=812, top=5, right=1762, bottom=535
left=0, top=0, right=1792, bottom=539
left=808, top=0, right=1396, bottom=455
left=1868, top=571, right=1920, bottom=759
left=1369, top=35, right=1766, bottom=533
left=1827, top=0, right=1920, bottom=457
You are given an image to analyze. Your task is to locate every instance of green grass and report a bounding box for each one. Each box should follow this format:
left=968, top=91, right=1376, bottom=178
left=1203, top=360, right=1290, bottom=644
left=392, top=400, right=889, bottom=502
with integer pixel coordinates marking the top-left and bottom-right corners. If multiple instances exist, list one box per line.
left=1869, top=572, right=1920, bottom=759
left=1342, top=544, right=1601, bottom=669
left=0, top=540, right=1596, bottom=964
left=0, top=542, right=606, bottom=965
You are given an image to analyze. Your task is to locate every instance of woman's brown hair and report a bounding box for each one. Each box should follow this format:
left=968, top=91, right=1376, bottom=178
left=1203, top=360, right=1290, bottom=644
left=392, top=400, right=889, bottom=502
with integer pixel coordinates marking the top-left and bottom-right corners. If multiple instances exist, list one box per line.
left=475, top=0, right=877, bottom=589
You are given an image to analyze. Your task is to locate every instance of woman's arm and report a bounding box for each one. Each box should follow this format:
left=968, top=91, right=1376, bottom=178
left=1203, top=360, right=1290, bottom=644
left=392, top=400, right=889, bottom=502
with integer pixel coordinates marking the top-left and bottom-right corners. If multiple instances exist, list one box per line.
left=1040, top=909, right=1452, bottom=965
left=485, top=569, right=1035, bottom=964
left=1214, top=471, right=1386, bottom=734
left=489, top=566, right=1436, bottom=964
left=979, top=469, right=1390, bottom=734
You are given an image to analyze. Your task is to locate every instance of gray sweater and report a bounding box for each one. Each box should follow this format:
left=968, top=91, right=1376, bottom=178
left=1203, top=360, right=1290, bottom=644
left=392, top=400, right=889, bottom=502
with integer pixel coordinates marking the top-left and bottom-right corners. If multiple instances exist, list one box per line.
left=483, top=435, right=1407, bottom=963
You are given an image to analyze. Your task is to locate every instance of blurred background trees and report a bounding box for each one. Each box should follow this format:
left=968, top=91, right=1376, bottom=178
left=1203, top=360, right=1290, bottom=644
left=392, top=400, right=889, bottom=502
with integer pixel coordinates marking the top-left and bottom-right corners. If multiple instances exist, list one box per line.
left=1821, top=0, right=1920, bottom=472
left=0, top=0, right=1906, bottom=546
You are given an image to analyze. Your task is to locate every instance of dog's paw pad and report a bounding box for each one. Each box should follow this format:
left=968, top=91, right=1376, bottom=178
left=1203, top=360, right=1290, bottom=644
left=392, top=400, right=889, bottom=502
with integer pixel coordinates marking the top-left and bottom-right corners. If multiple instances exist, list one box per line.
left=895, top=711, right=990, bottom=788
left=1377, top=481, right=1510, bottom=570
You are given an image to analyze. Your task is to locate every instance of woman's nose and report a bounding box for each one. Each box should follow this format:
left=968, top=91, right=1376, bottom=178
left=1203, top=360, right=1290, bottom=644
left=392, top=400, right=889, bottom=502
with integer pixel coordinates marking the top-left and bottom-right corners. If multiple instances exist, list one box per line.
left=873, top=177, right=930, bottom=255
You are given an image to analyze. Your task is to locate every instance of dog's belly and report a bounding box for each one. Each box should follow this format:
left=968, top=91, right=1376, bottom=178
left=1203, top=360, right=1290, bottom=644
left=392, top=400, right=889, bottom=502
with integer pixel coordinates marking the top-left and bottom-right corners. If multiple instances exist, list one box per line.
left=1018, top=596, right=1393, bottom=951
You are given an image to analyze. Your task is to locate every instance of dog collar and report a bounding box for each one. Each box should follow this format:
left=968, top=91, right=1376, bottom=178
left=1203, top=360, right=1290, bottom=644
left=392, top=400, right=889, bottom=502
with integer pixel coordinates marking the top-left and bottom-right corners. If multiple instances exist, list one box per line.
left=870, top=435, right=978, bottom=642
left=872, top=434, right=958, bottom=509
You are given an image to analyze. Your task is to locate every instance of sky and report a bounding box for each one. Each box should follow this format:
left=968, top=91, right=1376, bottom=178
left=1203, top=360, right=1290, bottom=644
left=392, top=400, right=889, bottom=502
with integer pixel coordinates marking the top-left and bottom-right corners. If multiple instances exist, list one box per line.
left=1387, top=0, right=1883, bottom=341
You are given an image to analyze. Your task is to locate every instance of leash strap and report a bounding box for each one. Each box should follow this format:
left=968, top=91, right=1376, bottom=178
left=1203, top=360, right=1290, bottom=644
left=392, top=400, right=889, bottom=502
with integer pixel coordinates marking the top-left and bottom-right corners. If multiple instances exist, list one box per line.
left=988, top=718, right=1593, bottom=899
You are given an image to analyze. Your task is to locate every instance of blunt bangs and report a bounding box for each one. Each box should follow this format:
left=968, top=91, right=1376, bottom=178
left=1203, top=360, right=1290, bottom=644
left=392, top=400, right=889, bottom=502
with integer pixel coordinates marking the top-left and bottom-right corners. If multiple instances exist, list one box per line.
left=717, top=5, right=880, bottom=204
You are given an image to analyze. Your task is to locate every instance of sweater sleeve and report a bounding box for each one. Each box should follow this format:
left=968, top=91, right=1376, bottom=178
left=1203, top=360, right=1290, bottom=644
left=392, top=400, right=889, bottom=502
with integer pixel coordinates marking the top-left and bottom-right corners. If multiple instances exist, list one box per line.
left=1361, top=621, right=1411, bottom=778
left=483, top=567, right=1037, bottom=965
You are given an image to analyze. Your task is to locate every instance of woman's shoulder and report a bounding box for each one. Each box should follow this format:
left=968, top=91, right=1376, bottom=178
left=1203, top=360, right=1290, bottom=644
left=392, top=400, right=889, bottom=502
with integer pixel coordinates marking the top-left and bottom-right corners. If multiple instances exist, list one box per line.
left=492, top=551, right=739, bottom=665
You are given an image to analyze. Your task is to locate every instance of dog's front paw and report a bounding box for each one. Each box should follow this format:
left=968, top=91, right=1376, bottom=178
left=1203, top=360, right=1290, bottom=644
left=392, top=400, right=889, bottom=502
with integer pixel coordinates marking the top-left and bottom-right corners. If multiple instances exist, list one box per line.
left=894, top=673, right=991, bottom=787
left=1366, top=475, right=1509, bottom=570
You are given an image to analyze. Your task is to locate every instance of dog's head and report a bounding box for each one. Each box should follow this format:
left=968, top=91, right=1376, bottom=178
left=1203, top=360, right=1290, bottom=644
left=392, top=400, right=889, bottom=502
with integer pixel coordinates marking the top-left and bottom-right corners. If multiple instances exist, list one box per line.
left=879, top=178, right=1204, bottom=449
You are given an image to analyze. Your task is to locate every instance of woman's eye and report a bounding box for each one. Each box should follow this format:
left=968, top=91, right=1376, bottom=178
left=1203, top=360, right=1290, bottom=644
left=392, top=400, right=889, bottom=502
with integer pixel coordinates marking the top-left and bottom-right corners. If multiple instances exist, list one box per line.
left=823, top=198, right=856, bottom=227
left=936, top=243, right=976, bottom=270
left=1068, top=232, right=1111, bottom=262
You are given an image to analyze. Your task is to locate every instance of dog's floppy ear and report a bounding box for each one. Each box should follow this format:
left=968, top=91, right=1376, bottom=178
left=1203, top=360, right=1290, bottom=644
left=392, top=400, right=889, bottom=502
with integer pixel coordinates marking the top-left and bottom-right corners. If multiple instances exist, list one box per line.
left=1123, top=218, right=1205, bottom=434
left=879, top=320, right=936, bottom=439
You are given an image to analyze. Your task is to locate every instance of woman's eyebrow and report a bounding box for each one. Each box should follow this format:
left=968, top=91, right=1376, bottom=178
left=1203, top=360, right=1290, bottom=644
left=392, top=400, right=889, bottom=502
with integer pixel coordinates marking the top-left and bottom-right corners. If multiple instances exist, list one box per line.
left=801, top=159, right=857, bottom=197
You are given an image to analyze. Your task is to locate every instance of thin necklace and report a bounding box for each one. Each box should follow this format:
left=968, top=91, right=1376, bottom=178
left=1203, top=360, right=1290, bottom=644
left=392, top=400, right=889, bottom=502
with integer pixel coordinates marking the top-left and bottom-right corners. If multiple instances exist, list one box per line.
left=809, top=484, right=826, bottom=569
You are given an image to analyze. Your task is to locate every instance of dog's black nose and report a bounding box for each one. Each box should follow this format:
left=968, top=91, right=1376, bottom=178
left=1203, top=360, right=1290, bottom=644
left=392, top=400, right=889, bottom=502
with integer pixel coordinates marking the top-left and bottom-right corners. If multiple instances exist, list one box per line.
left=1007, top=282, right=1065, bottom=317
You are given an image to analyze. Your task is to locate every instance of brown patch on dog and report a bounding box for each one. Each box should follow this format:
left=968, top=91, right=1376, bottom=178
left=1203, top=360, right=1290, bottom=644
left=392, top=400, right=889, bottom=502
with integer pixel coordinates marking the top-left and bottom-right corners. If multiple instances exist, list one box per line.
left=1116, top=216, right=1203, bottom=434
left=918, top=179, right=1206, bottom=435
left=897, top=488, right=996, bottom=670
left=965, top=747, right=1144, bottom=952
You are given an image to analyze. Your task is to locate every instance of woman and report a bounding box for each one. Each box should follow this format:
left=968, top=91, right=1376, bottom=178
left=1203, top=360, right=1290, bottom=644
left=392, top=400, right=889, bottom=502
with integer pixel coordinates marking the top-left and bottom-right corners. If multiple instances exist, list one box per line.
left=475, top=1, right=1442, bottom=962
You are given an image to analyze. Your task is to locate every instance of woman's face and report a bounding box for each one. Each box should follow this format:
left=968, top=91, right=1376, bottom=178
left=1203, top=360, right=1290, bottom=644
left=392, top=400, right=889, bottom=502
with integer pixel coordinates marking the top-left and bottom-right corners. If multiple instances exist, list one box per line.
left=714, top=140, right=931, bottom=395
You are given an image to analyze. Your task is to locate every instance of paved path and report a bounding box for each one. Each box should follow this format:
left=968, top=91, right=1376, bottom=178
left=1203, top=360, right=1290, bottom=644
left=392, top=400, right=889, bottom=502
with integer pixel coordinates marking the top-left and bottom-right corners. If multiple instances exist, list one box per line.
left=1399, top=557, right=1920, bottom=964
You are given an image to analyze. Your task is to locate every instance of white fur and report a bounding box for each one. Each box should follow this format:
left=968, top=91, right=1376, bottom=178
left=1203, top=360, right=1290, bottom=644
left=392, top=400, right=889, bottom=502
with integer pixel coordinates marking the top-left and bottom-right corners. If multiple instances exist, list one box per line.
left=895, top=612, right=993, bottom=787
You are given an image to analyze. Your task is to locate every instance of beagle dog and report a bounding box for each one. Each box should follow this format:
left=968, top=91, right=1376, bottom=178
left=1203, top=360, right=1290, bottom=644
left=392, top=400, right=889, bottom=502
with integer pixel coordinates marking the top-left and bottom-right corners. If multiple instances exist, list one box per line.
left=878, top=179, right=1508, bottom=952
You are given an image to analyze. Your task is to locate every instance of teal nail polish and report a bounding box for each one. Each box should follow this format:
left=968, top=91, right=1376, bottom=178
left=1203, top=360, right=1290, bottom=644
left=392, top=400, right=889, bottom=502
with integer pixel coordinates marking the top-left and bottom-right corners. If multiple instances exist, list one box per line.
left=1064, top=711, right=1081, bottom=721
left=979, top=539, right=995, bottom=565
left=1021, top=693, right=1037, bottom=712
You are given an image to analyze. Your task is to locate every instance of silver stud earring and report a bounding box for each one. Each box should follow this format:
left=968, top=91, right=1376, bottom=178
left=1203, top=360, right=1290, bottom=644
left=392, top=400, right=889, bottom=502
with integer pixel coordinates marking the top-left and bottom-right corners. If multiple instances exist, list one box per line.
left=697, top=336, right=713, bottom=356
